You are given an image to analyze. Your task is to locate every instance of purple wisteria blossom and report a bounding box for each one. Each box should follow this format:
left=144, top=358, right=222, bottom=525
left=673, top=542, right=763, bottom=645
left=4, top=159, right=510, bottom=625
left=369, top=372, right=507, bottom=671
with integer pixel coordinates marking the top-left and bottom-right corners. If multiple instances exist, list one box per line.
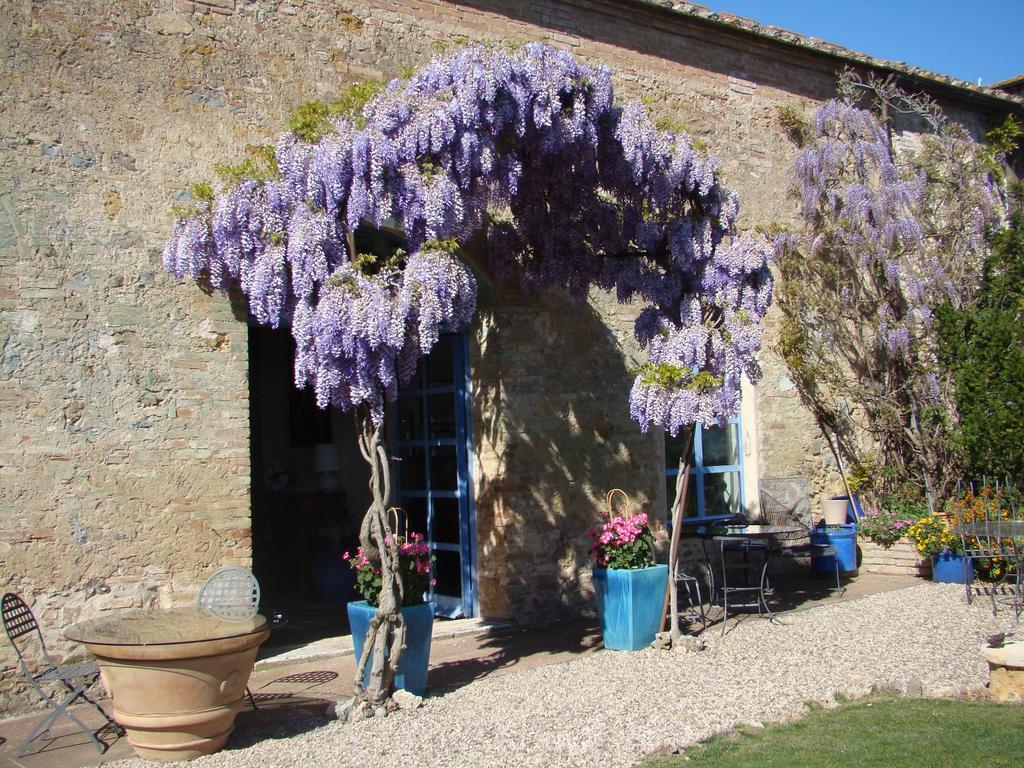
left=163, top=44, right=773, bottom=432
left=782, top=97, right=1004, bottom=358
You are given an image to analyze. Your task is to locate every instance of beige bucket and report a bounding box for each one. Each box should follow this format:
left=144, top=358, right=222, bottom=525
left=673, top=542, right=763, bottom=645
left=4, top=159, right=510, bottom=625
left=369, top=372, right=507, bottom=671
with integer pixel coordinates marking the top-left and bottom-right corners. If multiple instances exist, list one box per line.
left=822, top=498, right=850, bottom=526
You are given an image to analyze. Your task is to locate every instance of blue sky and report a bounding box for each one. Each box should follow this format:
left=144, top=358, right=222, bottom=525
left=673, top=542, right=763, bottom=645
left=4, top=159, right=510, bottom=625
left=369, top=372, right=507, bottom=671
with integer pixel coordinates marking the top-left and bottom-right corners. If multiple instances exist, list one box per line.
left=708, top=1, right=1023, bottom=86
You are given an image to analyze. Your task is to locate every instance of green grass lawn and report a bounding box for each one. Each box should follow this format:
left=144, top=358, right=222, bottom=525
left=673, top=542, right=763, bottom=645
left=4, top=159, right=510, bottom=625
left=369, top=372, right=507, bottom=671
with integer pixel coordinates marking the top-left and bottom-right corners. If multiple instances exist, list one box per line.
left=642, top=697, right=1024, bottom=768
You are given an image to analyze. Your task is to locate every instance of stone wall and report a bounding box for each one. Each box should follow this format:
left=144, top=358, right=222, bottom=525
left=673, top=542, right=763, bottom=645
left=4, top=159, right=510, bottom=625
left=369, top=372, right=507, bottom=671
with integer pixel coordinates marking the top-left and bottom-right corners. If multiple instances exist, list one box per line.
left=859, top=538, right=931, bottom=578
left=0, top=0, right=1018, bottom=710
left=471, top=286, right=665, bottom=621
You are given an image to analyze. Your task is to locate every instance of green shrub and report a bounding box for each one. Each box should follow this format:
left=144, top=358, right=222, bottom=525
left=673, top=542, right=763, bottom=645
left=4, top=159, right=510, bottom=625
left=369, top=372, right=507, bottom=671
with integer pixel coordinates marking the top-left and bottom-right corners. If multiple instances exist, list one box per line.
left=937, top=212, right=1024, bottom=482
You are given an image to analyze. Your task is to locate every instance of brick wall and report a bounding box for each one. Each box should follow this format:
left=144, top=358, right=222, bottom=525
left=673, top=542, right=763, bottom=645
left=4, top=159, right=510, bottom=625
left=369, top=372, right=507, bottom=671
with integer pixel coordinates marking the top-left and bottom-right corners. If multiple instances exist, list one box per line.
left=0, top=0, right=1016, bottom=710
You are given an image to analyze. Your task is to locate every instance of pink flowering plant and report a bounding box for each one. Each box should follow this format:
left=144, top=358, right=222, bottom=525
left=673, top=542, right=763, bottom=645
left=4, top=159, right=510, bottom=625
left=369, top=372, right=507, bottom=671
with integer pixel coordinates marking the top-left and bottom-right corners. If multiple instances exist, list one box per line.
left=588, top=513, right=656, bottom=570
left=856, top=500, right=927, bottom=549
left=345, top=532, right=434, bottom=607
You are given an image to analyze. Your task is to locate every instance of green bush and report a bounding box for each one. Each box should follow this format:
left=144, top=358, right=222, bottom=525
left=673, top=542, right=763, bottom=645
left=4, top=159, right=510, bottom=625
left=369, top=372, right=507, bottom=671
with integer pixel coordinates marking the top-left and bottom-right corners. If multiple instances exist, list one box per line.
left=937, top=212, right=1024, bottom=483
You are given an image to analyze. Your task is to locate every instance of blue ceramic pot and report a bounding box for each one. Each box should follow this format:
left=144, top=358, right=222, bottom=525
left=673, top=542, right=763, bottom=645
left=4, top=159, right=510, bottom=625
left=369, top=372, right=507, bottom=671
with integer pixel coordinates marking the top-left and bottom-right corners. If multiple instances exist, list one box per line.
left=592, top=564, right=668, bottom=651
left=931, top=552, right=973, bottom=584
left=347, top=600, right=434, bottom=696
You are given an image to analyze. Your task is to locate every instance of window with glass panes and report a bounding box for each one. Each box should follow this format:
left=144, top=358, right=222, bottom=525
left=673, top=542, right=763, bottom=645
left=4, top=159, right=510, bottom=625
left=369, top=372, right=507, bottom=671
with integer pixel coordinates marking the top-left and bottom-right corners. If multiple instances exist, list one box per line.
left=665, top=417, right=745, bottom=520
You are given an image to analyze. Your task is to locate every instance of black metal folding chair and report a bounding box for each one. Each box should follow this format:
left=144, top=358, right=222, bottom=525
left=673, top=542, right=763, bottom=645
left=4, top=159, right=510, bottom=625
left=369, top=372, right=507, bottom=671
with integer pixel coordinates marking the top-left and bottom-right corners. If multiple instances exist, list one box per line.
left=196, top=568, right=262, bottom=709
left=1, top=593, right=122, bottom=756
left=961, top=508, right=1003, bottom=614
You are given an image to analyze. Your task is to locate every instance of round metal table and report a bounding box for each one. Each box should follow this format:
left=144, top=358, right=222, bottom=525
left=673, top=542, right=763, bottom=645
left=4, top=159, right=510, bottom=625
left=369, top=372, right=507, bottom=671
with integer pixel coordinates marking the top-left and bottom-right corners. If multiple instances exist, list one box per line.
left=692, top=524, right=803, bottom=634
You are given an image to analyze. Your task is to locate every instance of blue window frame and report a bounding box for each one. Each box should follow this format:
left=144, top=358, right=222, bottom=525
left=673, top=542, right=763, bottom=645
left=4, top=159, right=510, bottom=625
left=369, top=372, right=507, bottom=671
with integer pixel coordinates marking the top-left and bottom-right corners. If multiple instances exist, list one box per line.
left=391, top=332, right=477, bottom=619
left=665, top=416, right=745, bottom=521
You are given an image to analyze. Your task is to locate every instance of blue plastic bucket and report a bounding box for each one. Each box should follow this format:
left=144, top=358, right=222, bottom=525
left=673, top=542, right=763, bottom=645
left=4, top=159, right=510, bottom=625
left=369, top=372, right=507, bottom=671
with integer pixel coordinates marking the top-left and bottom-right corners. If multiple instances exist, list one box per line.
left=931, top=552, right=973, bottom=584
left=592, top=564, right=668, bottom=651
left=347, top=600, right=434, bottom=695
left=810, top=524, right=858, bottom=573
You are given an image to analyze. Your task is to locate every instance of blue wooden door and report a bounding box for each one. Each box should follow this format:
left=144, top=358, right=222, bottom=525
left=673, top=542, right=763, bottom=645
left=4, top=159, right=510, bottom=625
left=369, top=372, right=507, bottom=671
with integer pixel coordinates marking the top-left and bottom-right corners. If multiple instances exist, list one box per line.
left=392, top=333, right=477, bottom=618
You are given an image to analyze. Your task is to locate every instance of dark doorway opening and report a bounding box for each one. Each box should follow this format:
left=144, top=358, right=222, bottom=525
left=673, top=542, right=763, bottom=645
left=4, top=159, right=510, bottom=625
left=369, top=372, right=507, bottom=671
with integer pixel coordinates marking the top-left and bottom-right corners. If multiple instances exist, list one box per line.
left=249, top=325, right=370, bottom=647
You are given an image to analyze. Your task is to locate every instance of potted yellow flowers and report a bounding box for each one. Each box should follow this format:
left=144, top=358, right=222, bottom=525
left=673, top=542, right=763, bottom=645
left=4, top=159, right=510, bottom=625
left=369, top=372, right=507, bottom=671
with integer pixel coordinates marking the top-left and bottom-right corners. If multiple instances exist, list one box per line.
left=906, top=516, right=972, bottom=584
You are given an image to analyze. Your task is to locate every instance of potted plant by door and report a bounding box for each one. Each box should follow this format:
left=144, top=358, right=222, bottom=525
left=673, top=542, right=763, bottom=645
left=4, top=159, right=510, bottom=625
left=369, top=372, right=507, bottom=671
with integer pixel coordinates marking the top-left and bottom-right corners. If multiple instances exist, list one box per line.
left=906, top=516, right=973, bottom=584
left=345, top=530, right=435, bottom=696
left=588, top=490, right=668, bottom=651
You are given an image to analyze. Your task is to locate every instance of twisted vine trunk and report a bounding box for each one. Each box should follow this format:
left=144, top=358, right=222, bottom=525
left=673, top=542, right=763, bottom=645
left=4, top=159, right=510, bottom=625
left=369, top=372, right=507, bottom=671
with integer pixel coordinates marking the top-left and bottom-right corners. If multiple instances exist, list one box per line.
left=661, top=426, right=695, bottom=645
left=346, top=407, right=406, bottom=719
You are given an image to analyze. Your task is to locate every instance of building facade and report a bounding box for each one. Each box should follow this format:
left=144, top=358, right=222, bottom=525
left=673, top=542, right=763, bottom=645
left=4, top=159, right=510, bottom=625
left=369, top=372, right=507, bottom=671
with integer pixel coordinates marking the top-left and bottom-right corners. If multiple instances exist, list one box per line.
left=1, top=0, right=1020, bottom=711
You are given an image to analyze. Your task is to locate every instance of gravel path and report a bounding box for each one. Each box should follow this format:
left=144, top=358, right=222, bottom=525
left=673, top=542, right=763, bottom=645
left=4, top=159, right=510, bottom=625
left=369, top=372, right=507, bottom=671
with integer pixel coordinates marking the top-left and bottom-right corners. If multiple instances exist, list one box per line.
left=114, top=583, right=1011, bottom=768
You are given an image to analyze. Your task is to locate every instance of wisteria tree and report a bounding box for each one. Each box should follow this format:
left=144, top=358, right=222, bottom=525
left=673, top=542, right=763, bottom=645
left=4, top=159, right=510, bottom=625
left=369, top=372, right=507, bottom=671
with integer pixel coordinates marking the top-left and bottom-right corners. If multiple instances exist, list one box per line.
left=163, top=44, right=772, bottom=715
left=774, top=73, right=1015, bottom=503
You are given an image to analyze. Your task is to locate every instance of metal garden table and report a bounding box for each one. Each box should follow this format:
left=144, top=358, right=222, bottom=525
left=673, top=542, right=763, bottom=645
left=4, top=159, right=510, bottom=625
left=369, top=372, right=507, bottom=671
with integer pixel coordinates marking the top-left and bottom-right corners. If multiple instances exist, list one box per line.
left=692, top=524, right=803, bottom=635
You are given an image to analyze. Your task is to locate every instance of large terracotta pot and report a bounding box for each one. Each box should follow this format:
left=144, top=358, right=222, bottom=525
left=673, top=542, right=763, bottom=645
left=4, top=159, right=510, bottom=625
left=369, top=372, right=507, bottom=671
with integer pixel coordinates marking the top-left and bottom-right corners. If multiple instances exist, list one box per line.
left=68, top=608, right=269, bottom=762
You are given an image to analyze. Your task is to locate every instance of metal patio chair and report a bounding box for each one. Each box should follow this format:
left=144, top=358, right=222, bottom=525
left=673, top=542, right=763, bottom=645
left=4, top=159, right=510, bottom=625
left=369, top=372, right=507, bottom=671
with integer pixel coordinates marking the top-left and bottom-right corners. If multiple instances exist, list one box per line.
left=759, top=491, right=845, bottom=597
left=960, top=508, right=1004, bottom=615
left=959, top=498, right=1024, bottom=620
left=196, top=568, right=261, bottom=708
left=1, top=593, right=122, bottom=757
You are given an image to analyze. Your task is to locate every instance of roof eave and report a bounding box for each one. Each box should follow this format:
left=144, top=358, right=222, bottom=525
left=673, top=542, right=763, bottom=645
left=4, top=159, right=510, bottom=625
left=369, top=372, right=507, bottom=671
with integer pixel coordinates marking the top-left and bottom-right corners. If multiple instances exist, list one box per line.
left=624, top=0, right=1024, bottom=113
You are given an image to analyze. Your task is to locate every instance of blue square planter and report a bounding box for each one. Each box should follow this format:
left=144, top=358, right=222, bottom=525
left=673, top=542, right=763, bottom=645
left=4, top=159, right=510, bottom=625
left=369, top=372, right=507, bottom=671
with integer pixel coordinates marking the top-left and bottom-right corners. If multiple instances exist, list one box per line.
left=931, top=552, right=973, bottom=584
left=347, top=600, right=434, bottom=696
left=592, top=564, right=668, bottom=651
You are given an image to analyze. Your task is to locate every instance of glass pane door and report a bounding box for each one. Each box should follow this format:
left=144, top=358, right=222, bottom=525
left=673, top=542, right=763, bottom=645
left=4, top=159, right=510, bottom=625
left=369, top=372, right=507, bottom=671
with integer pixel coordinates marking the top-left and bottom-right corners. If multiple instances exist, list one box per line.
left=392, top=333, right=475, bottom=618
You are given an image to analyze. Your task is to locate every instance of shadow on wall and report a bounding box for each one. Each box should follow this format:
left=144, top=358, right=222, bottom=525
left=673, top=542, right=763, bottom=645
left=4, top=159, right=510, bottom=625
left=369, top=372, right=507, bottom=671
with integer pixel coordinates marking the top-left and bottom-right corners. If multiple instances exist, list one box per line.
left=471, top=284, right=664, bottom=623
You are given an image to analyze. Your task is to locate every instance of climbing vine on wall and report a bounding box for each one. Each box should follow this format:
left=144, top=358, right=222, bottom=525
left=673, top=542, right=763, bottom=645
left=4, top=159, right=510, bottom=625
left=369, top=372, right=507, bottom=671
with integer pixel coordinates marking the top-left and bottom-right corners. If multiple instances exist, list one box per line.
left=774, top=71, right=1016, bottom=501
left=163, top=43, right=773, bottom=712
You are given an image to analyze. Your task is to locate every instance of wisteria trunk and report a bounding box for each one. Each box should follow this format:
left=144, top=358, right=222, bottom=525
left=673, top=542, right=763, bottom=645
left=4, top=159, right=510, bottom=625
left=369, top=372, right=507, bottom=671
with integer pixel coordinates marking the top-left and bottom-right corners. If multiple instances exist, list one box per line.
left=346, top=408, right=406, bottom=719
left=662, top=427, right=695, bottom=645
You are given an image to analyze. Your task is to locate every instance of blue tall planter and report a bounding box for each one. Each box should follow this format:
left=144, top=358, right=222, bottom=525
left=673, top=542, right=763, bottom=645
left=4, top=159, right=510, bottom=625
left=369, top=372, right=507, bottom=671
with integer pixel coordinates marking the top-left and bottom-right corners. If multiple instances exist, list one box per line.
left=810, top=524, right=858, bottom=573
left=592, top=564, right=668, bottom=651
left=932, top=552, right=973, bottom=584
left=347, top=600, right=434, bottom=696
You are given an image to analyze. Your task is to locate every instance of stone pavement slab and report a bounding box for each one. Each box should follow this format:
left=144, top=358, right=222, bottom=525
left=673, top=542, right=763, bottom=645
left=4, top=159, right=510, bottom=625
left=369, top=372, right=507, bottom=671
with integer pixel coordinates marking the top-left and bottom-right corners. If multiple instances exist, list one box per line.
left=0, top=616, right=597, bottom=768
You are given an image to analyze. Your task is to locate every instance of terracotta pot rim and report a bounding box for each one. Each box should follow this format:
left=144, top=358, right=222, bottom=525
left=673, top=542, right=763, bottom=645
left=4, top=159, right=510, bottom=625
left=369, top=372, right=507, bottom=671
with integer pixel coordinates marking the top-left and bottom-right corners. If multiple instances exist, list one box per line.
left=84, top=628, right=270, bottom=662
